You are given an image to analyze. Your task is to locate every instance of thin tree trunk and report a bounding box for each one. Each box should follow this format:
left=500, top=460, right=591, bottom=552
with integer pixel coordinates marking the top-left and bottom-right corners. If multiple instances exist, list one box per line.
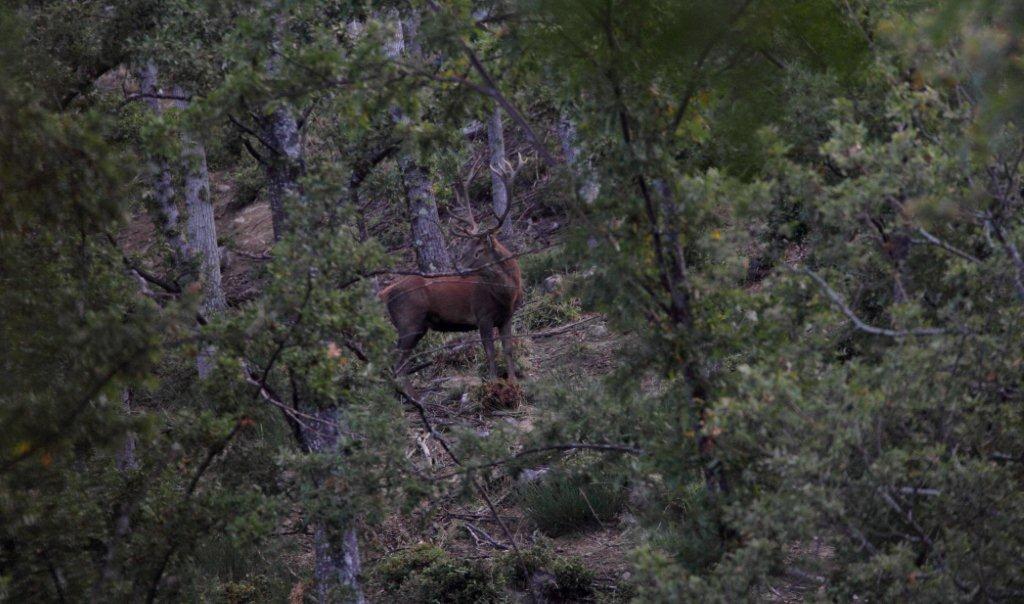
left=116, top=388, right=138, bottom=472
left=173, top=86, right=227, bottom=378
left=303, top=407, right=364, bottom=604
left=488, top=107, right=513, bottom=241
left=387, top=11, right=453, bottom=274
left=557, top=112, right=600, bottom=205
left=558, top=112, right=600, bottom=256
left=399, top=156, right=454, bottom=273
left=259, top=7, right=364, bottom=601
left=138, top=61, right=189, bottom=267
left=264, top=9, right=306, bottom=242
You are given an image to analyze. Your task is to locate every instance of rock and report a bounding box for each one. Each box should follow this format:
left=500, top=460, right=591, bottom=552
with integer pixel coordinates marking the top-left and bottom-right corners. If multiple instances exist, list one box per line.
left=520, top=467, right=549, bottom=483
left=541, top=274, right=564, bottom=294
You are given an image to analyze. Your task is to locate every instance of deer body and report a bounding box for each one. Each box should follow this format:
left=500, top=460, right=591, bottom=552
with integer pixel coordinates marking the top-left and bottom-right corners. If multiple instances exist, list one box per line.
left=379, top=236, right=522, bottom=381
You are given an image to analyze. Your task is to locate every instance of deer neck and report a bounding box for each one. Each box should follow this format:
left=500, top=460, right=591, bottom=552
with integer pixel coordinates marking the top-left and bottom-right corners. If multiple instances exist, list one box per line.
left=477, top=247, right=520, bottom=297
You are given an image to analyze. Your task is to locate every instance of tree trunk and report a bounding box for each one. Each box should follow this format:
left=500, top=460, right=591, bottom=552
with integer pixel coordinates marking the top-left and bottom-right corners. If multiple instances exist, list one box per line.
left=263, top=9, right=306, bottom=242
left=488, top=107, right=513, bottom=241
left=173, top=86, right=227, bottom=379
left=260, top=8, right=364, bottom=602
left=556, top=112, right=600, bottom=205
left=264, top=105, right=305, bottom=242
left=138, top=61, right=189, bottom=267
left=387, top=11, right=453, bottom=274
left=302, top=407, right=364, bottom=604
left=399, top=156, right=454, bottom=273
left=116, top=388, right=138, bottom=472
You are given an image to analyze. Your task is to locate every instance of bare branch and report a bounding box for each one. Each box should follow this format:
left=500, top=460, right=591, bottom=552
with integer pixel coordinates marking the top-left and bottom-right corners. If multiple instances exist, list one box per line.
left=913, top=227, right=980, bottom=264
left=396, top=386, right=524, bottom=556
left=794, top=265, right=953, bottom=337
left=985, top=216, right=1024, bottom=302
left=228, top=114, right=282, bottom=156
left=105, top=233, right=182, bottom=293
left=119, top=91, right=192, bottom=109
left=242, top=138, right=267, bottom=166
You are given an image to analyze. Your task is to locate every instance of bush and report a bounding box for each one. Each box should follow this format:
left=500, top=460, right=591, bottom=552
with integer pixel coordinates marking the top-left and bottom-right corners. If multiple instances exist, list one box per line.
left=518, top=476, right=626, bottom=537
left=516, top=291, right=582, bottom=333
left=469, top=379, right=525, bottom=411
left=370, top=544, right=501, bottom=603
left=498, top=546, right=596, bottom=602
left=519, top=248, right=574, bottom=288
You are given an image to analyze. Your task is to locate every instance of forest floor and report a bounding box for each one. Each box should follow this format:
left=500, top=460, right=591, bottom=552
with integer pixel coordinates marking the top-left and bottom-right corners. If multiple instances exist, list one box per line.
left=362, top=310, right=637, bottom=601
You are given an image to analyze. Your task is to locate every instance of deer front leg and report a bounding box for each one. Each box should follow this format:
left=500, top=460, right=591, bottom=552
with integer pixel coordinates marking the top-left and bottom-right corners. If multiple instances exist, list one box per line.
left=479, top=323, right=498, bottom=380
left=499, top=321, right=517, bottom=383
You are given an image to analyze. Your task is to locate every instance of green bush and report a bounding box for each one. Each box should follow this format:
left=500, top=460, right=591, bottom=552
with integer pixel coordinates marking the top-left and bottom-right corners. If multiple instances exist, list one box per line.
left=498, top=546, right=596, bottom=602
left=518, top=476, right=626, bottom=537
left=519, top=248, right=574, bottom=288
left=370, top=544, right=501, bottom=603
left=516, top=292, right=582, bottom=333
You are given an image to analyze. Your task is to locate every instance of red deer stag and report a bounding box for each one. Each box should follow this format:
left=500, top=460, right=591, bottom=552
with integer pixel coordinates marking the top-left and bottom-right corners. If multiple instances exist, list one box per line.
left=379, top=157, right=525, bottom=382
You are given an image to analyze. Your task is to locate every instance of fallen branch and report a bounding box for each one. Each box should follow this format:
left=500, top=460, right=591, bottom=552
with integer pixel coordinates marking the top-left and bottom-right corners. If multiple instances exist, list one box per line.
left=396, top=386, right=524, bottom=557
left=464, top=522, right=509, bottom=550
left=404, top=315, right=602, bottom=363
left=432, top=442, right=644, bottom=480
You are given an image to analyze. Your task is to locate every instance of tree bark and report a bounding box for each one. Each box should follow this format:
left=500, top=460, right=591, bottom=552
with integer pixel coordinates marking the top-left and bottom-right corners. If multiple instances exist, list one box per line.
left=399, top=156, right=454, bottom=273
left=263, top=9, right=306, bottom=242
left=388, top=11, right=453, bottom=274
left=116, top=388, right=138, bottom=472
left=557, top=112, right=600, bottom=205
left=138, top=61, right=190, bottom=267
left=303, top=407, right=364, bottom=604
left=488, top=107, right=513, bottom=241
left=173, top=86, right=227, bottom=379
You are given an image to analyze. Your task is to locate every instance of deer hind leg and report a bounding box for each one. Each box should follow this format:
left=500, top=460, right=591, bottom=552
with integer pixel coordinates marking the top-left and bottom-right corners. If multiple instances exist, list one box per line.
left=479, top=322, right=498, bottom=380
left=499, top=321, right=517, bottom=383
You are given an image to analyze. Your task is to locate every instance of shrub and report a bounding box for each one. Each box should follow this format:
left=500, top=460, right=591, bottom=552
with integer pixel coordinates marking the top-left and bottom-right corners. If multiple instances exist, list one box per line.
left=469, top=379, right=525, bottom=411
left=518, top=476, right=626, bottom=537
left=519, top=248, right=574, bottom=288
left=516, top=291, right=582, bottom=333
left=498, top=546, right=597, bottom=602
left=370, top=544, right=501, bottom=603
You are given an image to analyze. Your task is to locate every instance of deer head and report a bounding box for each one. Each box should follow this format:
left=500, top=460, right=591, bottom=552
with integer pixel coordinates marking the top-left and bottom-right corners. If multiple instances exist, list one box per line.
left=451, top=152, right=529, bottom=269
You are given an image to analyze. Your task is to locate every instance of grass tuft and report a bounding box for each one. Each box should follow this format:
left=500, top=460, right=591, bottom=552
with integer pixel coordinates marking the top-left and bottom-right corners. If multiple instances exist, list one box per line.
left=518, top=475, right=626, bottom=537
left=470, top=379, right=525, bottom=411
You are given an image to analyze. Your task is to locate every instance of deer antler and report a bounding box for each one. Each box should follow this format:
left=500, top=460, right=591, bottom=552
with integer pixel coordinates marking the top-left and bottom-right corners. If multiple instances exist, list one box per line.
left=486, top=152, right=530, bottom=234
left=493, top=151, right=528, bottom=185
left=451, top=157, right=482, bottom=239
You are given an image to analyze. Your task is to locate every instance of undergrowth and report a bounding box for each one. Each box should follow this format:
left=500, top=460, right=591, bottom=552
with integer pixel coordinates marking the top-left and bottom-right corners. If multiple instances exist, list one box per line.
left=369, top=544, right=501, bottom=603
left=518, top=475, right=626, bottom=537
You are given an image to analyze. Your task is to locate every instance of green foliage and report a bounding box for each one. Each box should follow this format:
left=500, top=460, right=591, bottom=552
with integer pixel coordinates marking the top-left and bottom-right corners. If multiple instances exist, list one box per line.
left=8, top=0, right=1024, bottom=601
left=515, top=291, right=583, bottom=333
left=371, top=544, right=501, bottom=604
left=518, top=475, right=626, bottom=537
left=498, top=545, right=597, bottom=602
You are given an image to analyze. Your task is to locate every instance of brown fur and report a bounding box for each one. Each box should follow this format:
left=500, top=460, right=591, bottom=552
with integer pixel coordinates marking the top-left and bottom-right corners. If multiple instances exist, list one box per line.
left=379, top=236, right=522, bottom=381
